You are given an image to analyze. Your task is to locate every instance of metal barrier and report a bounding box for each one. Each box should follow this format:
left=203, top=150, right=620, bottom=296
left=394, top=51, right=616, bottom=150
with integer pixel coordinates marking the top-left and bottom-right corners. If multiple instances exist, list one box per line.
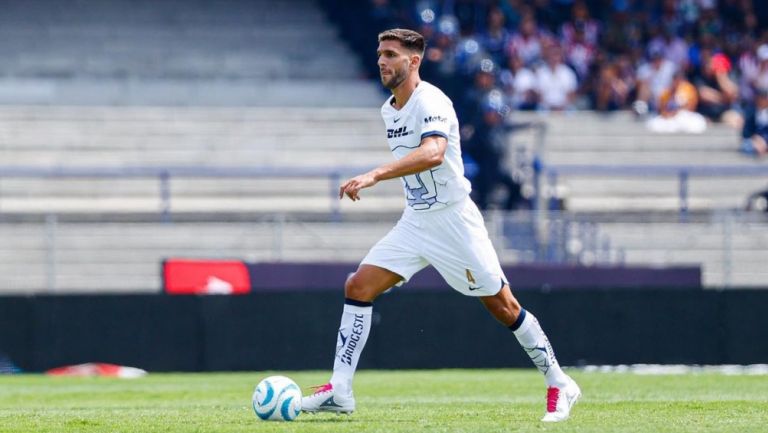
left=0, top=165, right=376, bottom=221
left=534, top=161, right=768, bottom=217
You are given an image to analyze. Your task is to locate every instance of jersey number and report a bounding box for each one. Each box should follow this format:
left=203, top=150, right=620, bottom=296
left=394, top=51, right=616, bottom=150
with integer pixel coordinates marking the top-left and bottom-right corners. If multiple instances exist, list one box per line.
left=403, top=171, right=438, bottom=210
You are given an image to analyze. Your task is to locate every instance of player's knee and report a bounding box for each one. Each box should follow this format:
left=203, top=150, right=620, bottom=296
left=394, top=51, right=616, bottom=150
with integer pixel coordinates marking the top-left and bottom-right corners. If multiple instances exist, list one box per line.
left=344, top=272, right=376, bottom=302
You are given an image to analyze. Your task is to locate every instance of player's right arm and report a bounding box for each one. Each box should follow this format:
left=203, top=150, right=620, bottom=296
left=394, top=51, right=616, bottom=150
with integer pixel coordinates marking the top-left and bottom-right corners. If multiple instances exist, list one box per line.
left=339, top=135, right=447, bottom=201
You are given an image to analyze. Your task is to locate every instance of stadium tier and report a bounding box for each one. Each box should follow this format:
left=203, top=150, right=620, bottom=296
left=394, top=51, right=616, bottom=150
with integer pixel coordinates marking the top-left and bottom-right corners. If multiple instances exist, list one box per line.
left=0, top=0, right=381, bottom=106
left=0, top=107, right=761, bottom=214
left=0, top=0, right=765, bottom=294
left=518, top=111, right=767, bottom=211
left=0, top=106, right=767, bottom=292
left=0, top=215, right=765, bottom=293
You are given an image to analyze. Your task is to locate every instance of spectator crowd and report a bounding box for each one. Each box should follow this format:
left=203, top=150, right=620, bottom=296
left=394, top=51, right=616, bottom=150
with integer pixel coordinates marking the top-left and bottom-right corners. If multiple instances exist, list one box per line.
left=322, top=0, right=768, bottom=207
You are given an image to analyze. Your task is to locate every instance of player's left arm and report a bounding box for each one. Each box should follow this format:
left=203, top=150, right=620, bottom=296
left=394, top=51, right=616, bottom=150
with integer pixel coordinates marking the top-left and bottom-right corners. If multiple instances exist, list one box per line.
left=339, top=135, right=447, bottom=201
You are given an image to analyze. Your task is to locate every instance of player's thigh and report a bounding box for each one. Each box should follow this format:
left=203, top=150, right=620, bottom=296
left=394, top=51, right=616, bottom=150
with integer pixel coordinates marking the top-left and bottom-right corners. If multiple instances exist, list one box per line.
left=360, top=220, right=428, bottom=281
left=427, top=236, right=506, bottom=297
left=345, top=264, right=405, bottom=301
left=423, top=200, right=507, bottom=297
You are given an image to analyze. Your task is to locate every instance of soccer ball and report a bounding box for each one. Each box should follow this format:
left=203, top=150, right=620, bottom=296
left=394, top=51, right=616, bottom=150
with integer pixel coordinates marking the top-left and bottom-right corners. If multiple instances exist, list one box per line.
left=252, top=375, right=302, bottom=421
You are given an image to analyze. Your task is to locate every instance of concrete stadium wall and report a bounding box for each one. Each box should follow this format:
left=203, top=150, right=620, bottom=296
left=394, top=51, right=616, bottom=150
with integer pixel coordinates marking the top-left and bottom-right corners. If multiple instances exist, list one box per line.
left=1, top=289, right=766, bottom=373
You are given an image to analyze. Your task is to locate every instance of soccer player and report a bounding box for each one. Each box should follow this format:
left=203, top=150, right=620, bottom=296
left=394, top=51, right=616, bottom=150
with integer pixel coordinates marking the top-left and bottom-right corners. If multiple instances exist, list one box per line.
left=301, top=28, right=581, bottom=422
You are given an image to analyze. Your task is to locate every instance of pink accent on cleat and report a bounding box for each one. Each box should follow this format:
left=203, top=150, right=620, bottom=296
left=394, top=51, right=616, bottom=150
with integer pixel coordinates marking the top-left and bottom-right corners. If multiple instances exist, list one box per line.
left=309, top=383, right=334, bottom=394
left=302, top=382, right=355, bottom=414
left=546, top=387, right=560, bottom=413
left=541, top=378, right=581, bottom=422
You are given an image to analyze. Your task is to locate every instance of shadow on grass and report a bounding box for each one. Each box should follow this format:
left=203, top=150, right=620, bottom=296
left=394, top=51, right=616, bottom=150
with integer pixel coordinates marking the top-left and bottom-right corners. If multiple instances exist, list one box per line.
left=297, top=415, right=412, bottom=424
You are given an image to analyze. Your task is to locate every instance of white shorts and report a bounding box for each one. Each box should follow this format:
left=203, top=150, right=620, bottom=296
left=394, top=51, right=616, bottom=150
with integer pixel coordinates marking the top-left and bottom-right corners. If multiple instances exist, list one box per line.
left=361, top=196, right=507, bottom=297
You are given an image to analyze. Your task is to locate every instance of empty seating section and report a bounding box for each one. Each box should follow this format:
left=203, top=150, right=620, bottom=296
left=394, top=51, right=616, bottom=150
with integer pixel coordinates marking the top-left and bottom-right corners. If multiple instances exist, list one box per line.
left=0, top=0, right=382, bottom=106
left=1, top=106, right=767, bottom=290
left=0, top=1, right=764, bottom=292
left=0, top=107, right=399, bottom=214
left=0, top=220, right=396, bottom=293
left=515, top=111, right=766, bottom=212
left=2, top=215, right=764, bottom=293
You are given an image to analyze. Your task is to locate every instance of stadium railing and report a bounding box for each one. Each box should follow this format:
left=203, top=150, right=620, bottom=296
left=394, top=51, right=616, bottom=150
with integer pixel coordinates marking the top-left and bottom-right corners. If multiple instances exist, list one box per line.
left=0, top=165, right=378, bottom=221
left=3, top=161, right=767, bottom=220
left=533, top=160, right=768, bottom=218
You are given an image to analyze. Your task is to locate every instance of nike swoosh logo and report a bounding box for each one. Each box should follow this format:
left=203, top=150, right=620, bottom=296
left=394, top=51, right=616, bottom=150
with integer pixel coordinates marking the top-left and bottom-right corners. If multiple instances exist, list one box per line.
left=320, top=396, right=342, bottom=408
left=393, top=117, right=401, bottom=123
left=468, top=286, right=484, bottom=291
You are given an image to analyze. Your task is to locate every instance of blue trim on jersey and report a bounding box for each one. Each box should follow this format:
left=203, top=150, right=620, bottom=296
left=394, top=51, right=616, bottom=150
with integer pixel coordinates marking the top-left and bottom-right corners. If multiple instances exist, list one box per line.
left=421, top=131, right=448, bottom=140
left=391, top=143, right=421, bottom=151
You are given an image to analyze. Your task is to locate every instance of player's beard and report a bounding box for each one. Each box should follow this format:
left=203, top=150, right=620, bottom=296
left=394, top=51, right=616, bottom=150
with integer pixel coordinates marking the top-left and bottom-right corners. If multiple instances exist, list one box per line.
left=381, top=67, right=407, bottom=90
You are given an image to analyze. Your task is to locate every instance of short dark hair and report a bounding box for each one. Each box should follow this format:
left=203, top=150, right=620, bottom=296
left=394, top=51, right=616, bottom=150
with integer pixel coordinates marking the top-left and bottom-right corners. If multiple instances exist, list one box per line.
left=378, top=28, right=425, bottom=56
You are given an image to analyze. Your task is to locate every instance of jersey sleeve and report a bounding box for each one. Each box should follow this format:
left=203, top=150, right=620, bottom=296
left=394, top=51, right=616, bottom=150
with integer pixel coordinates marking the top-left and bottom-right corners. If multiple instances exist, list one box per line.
left=417, top=95, right=453, bottom=141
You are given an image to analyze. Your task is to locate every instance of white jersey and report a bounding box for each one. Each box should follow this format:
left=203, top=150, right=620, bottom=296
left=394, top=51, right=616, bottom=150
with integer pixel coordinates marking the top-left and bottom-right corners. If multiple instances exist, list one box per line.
left=381, top=81, right=471, bottom=212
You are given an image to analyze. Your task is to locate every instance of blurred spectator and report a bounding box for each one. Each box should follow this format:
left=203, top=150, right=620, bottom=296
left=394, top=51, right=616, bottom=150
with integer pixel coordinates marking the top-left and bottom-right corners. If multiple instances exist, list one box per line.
left=693, top=51, right=742, bottom=127
left=560, top=1, right=599, bottom=47
left=464, top=90, right=526, bottom=210
left=595, top=55, right=636, bottom=111
left=563, top=21, right=597, bottom=80
left=535, top=43, right=578, bottom=110
left=322, top=0, right=768, bottom=215
left=696, top=1, right=724, bottom=39
left=506, top=13, right=551, bottom=67
left=634, top=47, right=677, bottom=115
left=646, top=71, right=707, bottom=133
left=646, top=24, right=689, bottom=68
left=422, top=20, right=461, bottom=102
left=737, top=38, right=761, bottom=102
left=480, top=7, right=511, bottom=67
left=601, top=9, right=644, bottom=56
left=741, top=88, right=768, bottom=157
left=500, top=53, right=538, bottom=110
left=334, top=0, right=766, bottom=117
left=461, top=59, right=499, bottom=134
left=533, top=0, right=564, bottom=32
left=740, top=43, right=768, bottom=101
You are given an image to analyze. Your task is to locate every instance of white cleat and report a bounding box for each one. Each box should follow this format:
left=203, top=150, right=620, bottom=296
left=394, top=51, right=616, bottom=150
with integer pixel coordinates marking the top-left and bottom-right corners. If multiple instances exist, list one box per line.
left=541, top=377, right=581, bottom=422
left=301, top=383, right=355, bottom=414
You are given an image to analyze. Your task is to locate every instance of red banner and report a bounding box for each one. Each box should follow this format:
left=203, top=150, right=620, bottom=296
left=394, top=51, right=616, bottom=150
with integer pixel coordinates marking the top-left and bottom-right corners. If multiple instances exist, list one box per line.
left=163, top=259, right=251, bottom=295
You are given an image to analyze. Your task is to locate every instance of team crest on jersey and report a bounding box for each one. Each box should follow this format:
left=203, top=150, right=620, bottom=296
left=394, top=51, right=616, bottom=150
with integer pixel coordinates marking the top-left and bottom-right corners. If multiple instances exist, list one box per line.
left=387, top=125, right=414, bottom=138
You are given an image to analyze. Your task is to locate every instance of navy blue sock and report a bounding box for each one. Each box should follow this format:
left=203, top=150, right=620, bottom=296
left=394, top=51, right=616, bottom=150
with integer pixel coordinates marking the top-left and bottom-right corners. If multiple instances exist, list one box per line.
left=345, top=298, right=373, bottom=307
left=508, top=308, right=527, bottom=332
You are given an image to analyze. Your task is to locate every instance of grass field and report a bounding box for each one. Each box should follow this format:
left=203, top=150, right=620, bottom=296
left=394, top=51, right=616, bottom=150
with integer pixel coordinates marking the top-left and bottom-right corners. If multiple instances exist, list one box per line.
left=1, top=369, right=766, bottom=433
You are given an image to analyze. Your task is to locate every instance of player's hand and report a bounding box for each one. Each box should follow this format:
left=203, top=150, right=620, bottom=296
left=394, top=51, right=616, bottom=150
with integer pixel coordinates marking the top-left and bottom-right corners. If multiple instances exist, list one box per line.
left=339, top=172, right=377, bottom=201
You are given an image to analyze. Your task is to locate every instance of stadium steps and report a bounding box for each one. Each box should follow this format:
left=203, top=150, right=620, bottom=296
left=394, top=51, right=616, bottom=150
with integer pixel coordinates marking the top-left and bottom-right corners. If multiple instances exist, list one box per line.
left=593, top=219, right=768, bottom=287
left=513, top=111, right=760, bottom=213
left=0, top=220, right=395, bottom=293
left=0, top=106, right=397, bottom=214
left=0, top=105, right=764, bottom=290
left=1, top=216, right=766, bottom=292
left=0, top=0, right=382, bottom=106
left=2, top=107, right=758, bottom=215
